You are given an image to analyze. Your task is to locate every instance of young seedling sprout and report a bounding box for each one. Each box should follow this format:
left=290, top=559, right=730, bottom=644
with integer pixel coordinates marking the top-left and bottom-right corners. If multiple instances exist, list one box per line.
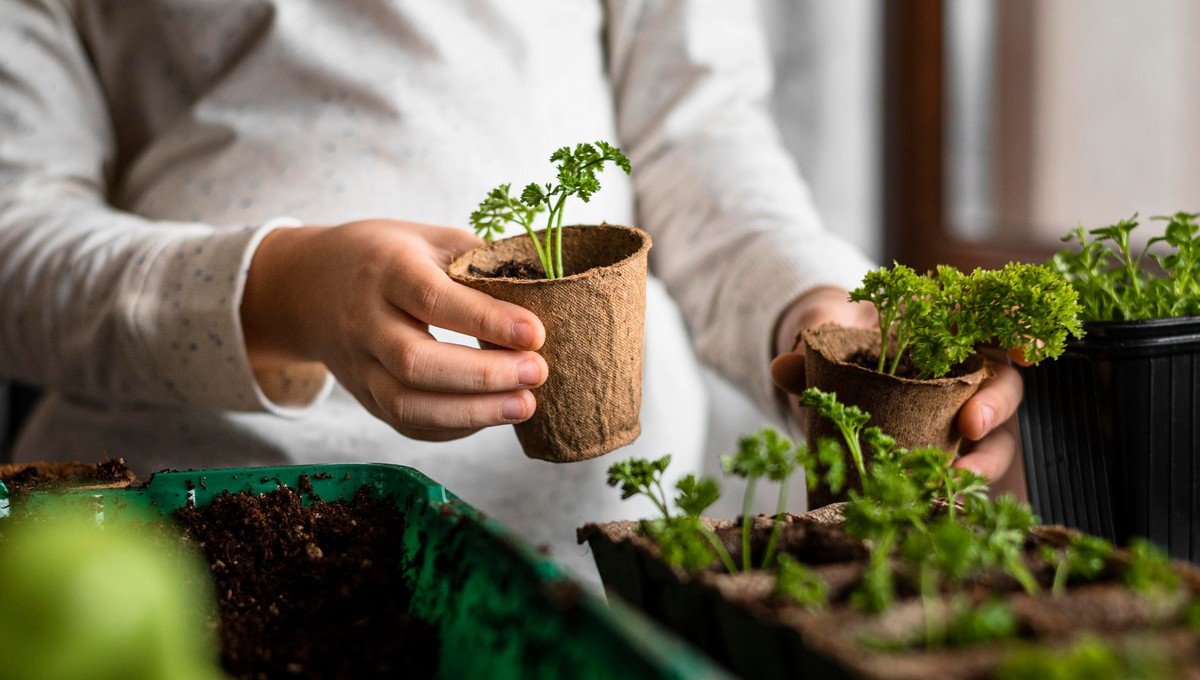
left=470, top=141, right=631, bottom=279
left=605, top=455, right=736, bottom=573
left=772, top=554, right=828, bottom=612
left=722, top=428, right=797, bottom=571
left=1041, top=533, right=1113, bottom=597
left=1122, top=537, right=1181, bottom=598
left=798, top=387, right=872, bottom=480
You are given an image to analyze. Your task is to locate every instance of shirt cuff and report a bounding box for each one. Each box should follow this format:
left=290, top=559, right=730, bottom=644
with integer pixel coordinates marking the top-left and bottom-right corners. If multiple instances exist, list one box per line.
left=128, top=217, right=334, bottom=416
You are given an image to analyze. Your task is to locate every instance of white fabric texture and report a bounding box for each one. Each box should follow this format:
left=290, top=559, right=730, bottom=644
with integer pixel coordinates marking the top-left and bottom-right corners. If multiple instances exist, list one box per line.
left=0, top=0, right=874, bottom=585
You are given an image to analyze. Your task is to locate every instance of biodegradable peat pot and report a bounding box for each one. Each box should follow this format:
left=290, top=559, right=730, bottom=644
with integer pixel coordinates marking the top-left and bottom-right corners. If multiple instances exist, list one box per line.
left=579, top=509, right=1200, bottom=680
left=1018, top=315, right=1200, bottom=562
left=803, top=324, right=992, bottom=507
left=448, top=224, right=651, bottom=463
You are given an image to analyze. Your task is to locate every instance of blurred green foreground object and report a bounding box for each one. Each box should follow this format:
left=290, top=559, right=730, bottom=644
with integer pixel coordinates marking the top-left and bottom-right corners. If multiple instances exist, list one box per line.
left=0, top=514, right=225, bottom=680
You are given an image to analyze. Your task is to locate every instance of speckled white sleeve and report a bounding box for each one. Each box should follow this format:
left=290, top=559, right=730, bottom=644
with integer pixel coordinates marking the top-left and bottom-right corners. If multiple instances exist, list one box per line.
left=606, top=0, right=877, bottom=414
left=0, top=1, right=331, bottom=415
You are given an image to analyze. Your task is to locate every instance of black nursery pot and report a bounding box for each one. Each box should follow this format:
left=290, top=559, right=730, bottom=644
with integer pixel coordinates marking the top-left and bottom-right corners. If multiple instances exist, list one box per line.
left=1018, top=315, right=1200, bottom=561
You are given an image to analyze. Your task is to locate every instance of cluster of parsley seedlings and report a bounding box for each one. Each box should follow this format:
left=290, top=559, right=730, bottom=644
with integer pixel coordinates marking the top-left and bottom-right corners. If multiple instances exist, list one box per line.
left=606, top=387, right=1193, bottom=658
left=1052, top=211, right=1200, bottom=321
left=848, top=262, right=1083, bottom=379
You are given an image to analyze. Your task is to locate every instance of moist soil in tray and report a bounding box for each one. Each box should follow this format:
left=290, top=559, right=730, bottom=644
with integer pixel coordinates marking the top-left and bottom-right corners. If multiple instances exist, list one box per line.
left=3, top=464, right=734, bottom=680
left=1, top=466, right=441, bottom=679
left=0, top=459, right=136, bottom=495
left=580, top=505, right=1200, bottom=680
left=171, top=478, right=440, bottom=679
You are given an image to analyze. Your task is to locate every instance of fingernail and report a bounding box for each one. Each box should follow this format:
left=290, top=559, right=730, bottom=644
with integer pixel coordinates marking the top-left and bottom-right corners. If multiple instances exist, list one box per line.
left=512, top=321, right=534, bottom=348
left=977, top=405, right=995, bottom=434
left=517, top=359, right=541, bottom=386
left=502, top=397, right=527, bottom=421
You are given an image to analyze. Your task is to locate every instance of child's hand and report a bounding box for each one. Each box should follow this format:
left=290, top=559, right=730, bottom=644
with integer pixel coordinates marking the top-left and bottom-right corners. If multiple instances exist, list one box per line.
left=241, top=219, right=548, bottom=440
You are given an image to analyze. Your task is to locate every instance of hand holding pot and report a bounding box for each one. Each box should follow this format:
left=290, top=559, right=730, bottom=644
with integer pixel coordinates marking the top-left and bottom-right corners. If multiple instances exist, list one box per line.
left=769, top=286, right=1024, bottom=487
left=241, top=219, right=548, bottom=440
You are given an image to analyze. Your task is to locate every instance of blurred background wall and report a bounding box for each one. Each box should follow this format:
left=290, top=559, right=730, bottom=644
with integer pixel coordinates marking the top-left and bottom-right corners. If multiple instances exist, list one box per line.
left=701, top=0, right=883, bottom=515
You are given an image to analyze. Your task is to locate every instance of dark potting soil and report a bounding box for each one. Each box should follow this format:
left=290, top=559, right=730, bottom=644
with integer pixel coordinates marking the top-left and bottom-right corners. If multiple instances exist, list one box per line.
left=0, top=458, right=136, bottom=495
left=845, top=349, right=982, bottom=381
left=173, top=480, right=440, bottom=680
left=847, top=349, right=917, bottom=379
left=468, top=259, right=545, bottom=279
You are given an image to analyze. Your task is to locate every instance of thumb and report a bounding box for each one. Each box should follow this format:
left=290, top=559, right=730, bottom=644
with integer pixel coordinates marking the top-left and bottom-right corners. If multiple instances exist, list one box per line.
left=425, top=225, right=485, bottom=264
left=770, top=351, right=808, bottom=394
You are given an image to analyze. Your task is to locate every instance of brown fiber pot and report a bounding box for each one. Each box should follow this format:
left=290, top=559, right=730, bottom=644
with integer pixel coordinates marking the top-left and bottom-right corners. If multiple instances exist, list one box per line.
left=448, top=224, right=651, bottom=463
left=803, top=324, right=992, bottom=506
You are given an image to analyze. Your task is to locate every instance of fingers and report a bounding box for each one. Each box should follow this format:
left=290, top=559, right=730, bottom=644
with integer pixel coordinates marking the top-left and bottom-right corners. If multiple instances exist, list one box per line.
left=370, top=321, right=547, bottom=393
left=952, top=422, right=1017, bottom=481
left=385, top=257, right=546, bottom=351
left=957, top=362, right=1023, bottom=441
left=361, top=360, right=538, bottom=432
left=1008, top=346, right=1034, bottom=367
left=955, top=361, right=1024, bottom=483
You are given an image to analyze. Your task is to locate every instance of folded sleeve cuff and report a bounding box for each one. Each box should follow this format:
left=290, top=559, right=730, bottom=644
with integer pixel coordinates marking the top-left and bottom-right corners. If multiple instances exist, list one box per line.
left=127, top=217, right=334, bottom=416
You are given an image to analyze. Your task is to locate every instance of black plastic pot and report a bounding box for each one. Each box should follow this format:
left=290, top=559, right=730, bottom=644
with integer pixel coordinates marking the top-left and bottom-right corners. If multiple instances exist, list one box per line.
left=1018, top=315, right=1200, bottom=561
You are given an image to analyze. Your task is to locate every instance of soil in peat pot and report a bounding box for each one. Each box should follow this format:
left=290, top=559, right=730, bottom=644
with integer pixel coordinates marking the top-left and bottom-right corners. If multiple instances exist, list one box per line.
left=172, top=478, right=441, bottom=680
left=468, top=260, right=545, bottom=279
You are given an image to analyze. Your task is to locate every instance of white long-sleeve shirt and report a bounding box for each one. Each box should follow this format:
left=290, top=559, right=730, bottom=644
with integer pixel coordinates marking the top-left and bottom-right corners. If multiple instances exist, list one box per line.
left=0, top=0, right=873, bottom=583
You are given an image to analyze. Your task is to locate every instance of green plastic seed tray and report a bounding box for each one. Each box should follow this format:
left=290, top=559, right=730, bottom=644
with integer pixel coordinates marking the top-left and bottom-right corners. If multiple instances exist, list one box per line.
left=4, top=463, right=731, bottom=680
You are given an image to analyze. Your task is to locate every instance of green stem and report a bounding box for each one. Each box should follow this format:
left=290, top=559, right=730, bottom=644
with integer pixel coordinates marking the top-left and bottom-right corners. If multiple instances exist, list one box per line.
left=920, top=563, right=943, bottom=648
left=761, top=478, right=791, bottom=570
left=652, top=480, right=673, bottom=520
left=886, top=339, right=910, bottom=376
left=741, top=478, right=758, bottom=572
left=839, top=424, right=867, bottom=481
left=554, top=194, right=567, bottom=278
left=942, top=473, right=957, bottom=521
left=542, top=203, right=559, bottom=279
left=698, top=525, right=738, bottom=574
left=1051, top=555, right=1069, bottom=596
left=516, top=212, right=552, bottom=276
left=876, top=310, right=896, bottom=373
left=1008, top=558, right=1039, bottom=596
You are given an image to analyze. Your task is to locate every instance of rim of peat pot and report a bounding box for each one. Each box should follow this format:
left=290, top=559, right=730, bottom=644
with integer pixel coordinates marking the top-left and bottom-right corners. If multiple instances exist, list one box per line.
left=448, top=223, right=651, bottom=285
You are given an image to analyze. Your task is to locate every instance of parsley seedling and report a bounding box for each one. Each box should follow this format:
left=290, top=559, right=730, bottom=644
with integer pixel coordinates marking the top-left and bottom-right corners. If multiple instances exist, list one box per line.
left=772, top=554, right=828, bottom=611
left=1042, top=533, right=1113, bottom=596
left=849, top=262, right=1083, bottom=379
left=1122, top=537, right=1181, bottom=597
left=798, top=388, right=873, bottom=480
left=470, top=141, right=631, bottom=279
left=605, top=456, right=736, bottom=572
left=722, top=428, right=799, bottom=571
left=1053, top=212, right=1200, bottom=321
